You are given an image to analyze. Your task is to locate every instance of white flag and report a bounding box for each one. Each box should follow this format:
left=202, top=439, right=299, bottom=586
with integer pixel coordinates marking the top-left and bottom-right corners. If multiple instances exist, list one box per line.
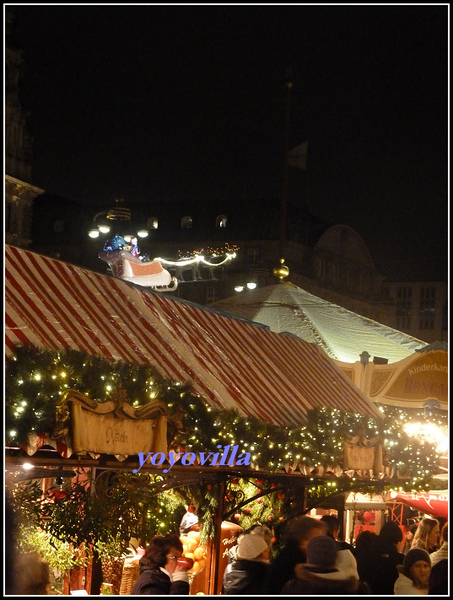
left=288, top=141, right=308, bottom=170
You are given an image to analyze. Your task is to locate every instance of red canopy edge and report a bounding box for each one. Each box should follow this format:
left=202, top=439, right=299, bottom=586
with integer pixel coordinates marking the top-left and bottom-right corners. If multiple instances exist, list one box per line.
left=395, top=491, right=449, bottom=518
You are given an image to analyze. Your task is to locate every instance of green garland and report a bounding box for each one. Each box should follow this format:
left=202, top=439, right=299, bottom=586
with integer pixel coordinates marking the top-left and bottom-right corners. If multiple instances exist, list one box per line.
left=5, top=345, right=445, bottom=488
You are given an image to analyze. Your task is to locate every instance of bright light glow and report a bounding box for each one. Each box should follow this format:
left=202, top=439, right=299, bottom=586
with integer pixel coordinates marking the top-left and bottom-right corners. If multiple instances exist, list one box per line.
left=88, top=229, right=100, bottom=238
left=137, top=229, right=149, bottom=238
left=157, top=253, right=236, bottom=268
left=22, top=462, right=35, bottom=470
left=404, top=421, right=448, bottom=453
left=246, top=282, right=257, bottom=289
left=98, top=224, right=111, bottom=234
left=234, top=286, right=244, bottom=292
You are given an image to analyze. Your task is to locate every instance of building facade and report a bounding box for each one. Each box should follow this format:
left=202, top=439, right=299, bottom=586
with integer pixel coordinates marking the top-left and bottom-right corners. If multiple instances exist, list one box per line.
left=5, top=7, right=447, bottom=345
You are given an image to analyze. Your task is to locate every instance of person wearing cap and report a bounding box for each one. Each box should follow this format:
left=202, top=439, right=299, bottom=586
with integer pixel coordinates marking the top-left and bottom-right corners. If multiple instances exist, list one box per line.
left=394, top=547, right=431, bottom=595
left=179, top=505, right=200, bottom=535
left=222, top=533, right=271, bottom=595
left=319, top=514, right=360, bottom=581
left=281, top=535, right=362, bottom=595
left=268, top=515, right=328, bottom=594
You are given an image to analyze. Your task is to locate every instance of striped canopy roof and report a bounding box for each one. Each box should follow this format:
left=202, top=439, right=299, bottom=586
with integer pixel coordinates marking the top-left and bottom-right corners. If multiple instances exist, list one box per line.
left=5, top=245, right=382, bottom=426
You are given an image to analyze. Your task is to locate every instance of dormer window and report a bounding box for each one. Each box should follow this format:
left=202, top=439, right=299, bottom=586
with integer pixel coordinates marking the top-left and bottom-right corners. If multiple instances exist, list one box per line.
left=216, top=215, right=228, bottom=228
left=181, top=216, right=193, bottom=229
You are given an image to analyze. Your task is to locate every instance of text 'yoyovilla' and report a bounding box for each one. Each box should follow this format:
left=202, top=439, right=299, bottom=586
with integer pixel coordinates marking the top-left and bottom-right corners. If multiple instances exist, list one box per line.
left=132, top=444, right=251, bottom=473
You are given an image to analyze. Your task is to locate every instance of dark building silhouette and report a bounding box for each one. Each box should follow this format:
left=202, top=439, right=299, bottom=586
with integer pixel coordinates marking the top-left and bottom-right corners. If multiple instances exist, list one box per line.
left=4, top=6, right=447, bottom=344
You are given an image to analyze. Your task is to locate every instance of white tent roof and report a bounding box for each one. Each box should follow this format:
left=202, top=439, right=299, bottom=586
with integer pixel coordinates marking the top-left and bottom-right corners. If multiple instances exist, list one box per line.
left=209, top=282, right=427, bottom=364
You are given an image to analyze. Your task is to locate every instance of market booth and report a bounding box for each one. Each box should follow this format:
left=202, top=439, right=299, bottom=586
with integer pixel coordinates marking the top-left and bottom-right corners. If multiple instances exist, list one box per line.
left=5, top=245, right=381, bottom=426
left=336, top=346, right=448, bottom=411
left=4, top=245, right=428, bottom=594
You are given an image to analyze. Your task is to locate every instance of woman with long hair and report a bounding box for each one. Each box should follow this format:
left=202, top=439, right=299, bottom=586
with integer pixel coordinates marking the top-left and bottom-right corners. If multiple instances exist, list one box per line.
left=130, top=534, right=190, bottom=595
left=394, top=548, right=431, bottom=595
left=411, top=518, right=440, bottom=554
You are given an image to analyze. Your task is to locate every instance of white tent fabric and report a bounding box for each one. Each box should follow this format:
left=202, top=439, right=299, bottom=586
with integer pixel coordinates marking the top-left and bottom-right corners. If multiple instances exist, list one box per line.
left=209, top=282, right=427, bottom=364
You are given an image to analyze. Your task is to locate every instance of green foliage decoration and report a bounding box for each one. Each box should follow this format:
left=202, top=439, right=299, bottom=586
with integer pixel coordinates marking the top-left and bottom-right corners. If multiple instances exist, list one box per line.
left=5, top=345, right=446, bottom=495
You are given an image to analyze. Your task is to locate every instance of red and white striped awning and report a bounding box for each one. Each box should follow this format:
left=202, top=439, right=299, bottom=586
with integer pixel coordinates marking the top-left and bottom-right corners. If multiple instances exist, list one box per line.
left=5, top=245, right=382, bottom=426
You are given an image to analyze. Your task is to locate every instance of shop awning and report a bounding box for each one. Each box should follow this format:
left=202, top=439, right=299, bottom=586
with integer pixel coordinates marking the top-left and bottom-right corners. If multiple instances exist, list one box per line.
left=394, top=491, right=449, bottom=519
left=5, top=245, right=382, bottom=427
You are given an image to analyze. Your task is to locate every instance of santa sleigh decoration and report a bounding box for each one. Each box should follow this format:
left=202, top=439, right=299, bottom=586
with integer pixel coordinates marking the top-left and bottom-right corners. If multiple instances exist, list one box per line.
left=99, top=236, right=178, bottom=291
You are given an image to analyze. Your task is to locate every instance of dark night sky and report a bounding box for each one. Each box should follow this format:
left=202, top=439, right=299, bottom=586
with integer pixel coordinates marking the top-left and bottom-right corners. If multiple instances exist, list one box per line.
left=7, top=4, right=449, bottom=281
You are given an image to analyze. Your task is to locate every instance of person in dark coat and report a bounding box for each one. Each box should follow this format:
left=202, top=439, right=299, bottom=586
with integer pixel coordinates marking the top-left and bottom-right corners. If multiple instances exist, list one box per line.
left=222, top=533, right=271, bottom=595
left=281, top=534, right=361, bottom=595
left=428, top=558, right=448, bottom=595
left=130, top=533, right=190, bottom=595
left=363, top=520, right=405, bottom=595
left=268, top=515, right=328, bottom=594
left=320, top=514, right=354, bottom=551
left=353, top=530, right=378, bottom=586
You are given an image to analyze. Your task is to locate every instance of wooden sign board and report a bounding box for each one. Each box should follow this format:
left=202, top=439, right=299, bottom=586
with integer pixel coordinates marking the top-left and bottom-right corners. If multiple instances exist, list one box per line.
left=63, top=389, right=168, bottom=457
left=343, top=432, right=383, bottom=473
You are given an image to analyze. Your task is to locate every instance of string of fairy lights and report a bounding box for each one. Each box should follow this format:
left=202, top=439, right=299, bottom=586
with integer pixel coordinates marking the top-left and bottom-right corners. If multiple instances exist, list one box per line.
left=5, top=345, right=446, bottom=495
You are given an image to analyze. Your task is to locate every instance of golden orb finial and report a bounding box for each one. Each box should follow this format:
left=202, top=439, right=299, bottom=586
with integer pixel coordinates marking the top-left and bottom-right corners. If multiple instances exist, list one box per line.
left=273, top=258, right=289, bottom=281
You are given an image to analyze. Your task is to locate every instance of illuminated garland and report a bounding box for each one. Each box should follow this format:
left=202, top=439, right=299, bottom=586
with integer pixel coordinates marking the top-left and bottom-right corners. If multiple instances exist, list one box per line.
left=176, top=243, right=240, bottom=259
left=5, top=345, right=444, bottom=492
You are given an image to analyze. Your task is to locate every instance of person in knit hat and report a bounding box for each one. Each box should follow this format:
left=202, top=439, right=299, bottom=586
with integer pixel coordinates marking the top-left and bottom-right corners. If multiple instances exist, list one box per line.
left=281, top=534, right=361, bottom=595
left=394, top=547, right=431, bottom=595
left=222, top=533, right=271, bottom=595
left=227, top=523, right=273, bottom=564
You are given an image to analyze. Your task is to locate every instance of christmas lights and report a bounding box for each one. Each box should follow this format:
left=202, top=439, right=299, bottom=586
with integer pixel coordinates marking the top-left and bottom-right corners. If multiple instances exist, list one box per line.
left=5, top=345, right=445, bottom=493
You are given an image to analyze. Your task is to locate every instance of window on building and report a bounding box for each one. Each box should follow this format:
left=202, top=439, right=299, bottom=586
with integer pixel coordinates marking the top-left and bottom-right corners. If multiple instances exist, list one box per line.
left=206, top=286, right=218, bottom=304
left=419, top=286, right=436, bottom=330
left=396, top=286, right=412, bottom=330
left=216, top=215, right=228, bottom=228
left=181, top=216, right=193, bottom=229
left=147, top=217, right=158, bottom=230
left=247, top=247, right=260, bottom=265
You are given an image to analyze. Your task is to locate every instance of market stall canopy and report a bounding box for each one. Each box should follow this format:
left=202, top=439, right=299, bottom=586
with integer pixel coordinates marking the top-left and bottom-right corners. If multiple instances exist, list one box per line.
left=209, top=282, right=427, bottom=363
left=394, top=491, right=449, bottom=519
left=5, top=245, right=382, bottom=427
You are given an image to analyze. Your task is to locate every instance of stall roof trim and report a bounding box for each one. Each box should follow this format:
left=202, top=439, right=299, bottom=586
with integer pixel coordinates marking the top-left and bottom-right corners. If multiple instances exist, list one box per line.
left=5, top=245, right=382, bottom=426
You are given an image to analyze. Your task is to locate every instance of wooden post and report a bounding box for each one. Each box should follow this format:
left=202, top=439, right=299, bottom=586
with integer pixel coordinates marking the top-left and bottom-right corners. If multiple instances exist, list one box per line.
left=208, top=479, right=226, bottom=595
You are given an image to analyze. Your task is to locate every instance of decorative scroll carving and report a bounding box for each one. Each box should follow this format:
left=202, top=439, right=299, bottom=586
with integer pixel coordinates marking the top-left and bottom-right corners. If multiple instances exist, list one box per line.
left=58, top=388, right=168, bottom=457
left=343, top=428, right=383, bottom=475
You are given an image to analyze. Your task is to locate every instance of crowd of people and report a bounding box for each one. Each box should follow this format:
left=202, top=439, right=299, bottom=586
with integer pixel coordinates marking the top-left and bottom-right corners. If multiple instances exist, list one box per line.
left=220, top=514, right=448, bottom=596
left=6, top=507, right=448, bottom=595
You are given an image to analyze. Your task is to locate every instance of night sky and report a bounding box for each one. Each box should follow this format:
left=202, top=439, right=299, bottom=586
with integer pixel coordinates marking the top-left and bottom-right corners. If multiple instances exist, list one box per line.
left=8, top=4, right=449, bottom=281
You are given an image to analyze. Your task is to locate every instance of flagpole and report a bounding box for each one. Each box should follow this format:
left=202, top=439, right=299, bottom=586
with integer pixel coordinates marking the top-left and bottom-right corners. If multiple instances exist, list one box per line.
left=279, top=66, right=293, bottom=262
